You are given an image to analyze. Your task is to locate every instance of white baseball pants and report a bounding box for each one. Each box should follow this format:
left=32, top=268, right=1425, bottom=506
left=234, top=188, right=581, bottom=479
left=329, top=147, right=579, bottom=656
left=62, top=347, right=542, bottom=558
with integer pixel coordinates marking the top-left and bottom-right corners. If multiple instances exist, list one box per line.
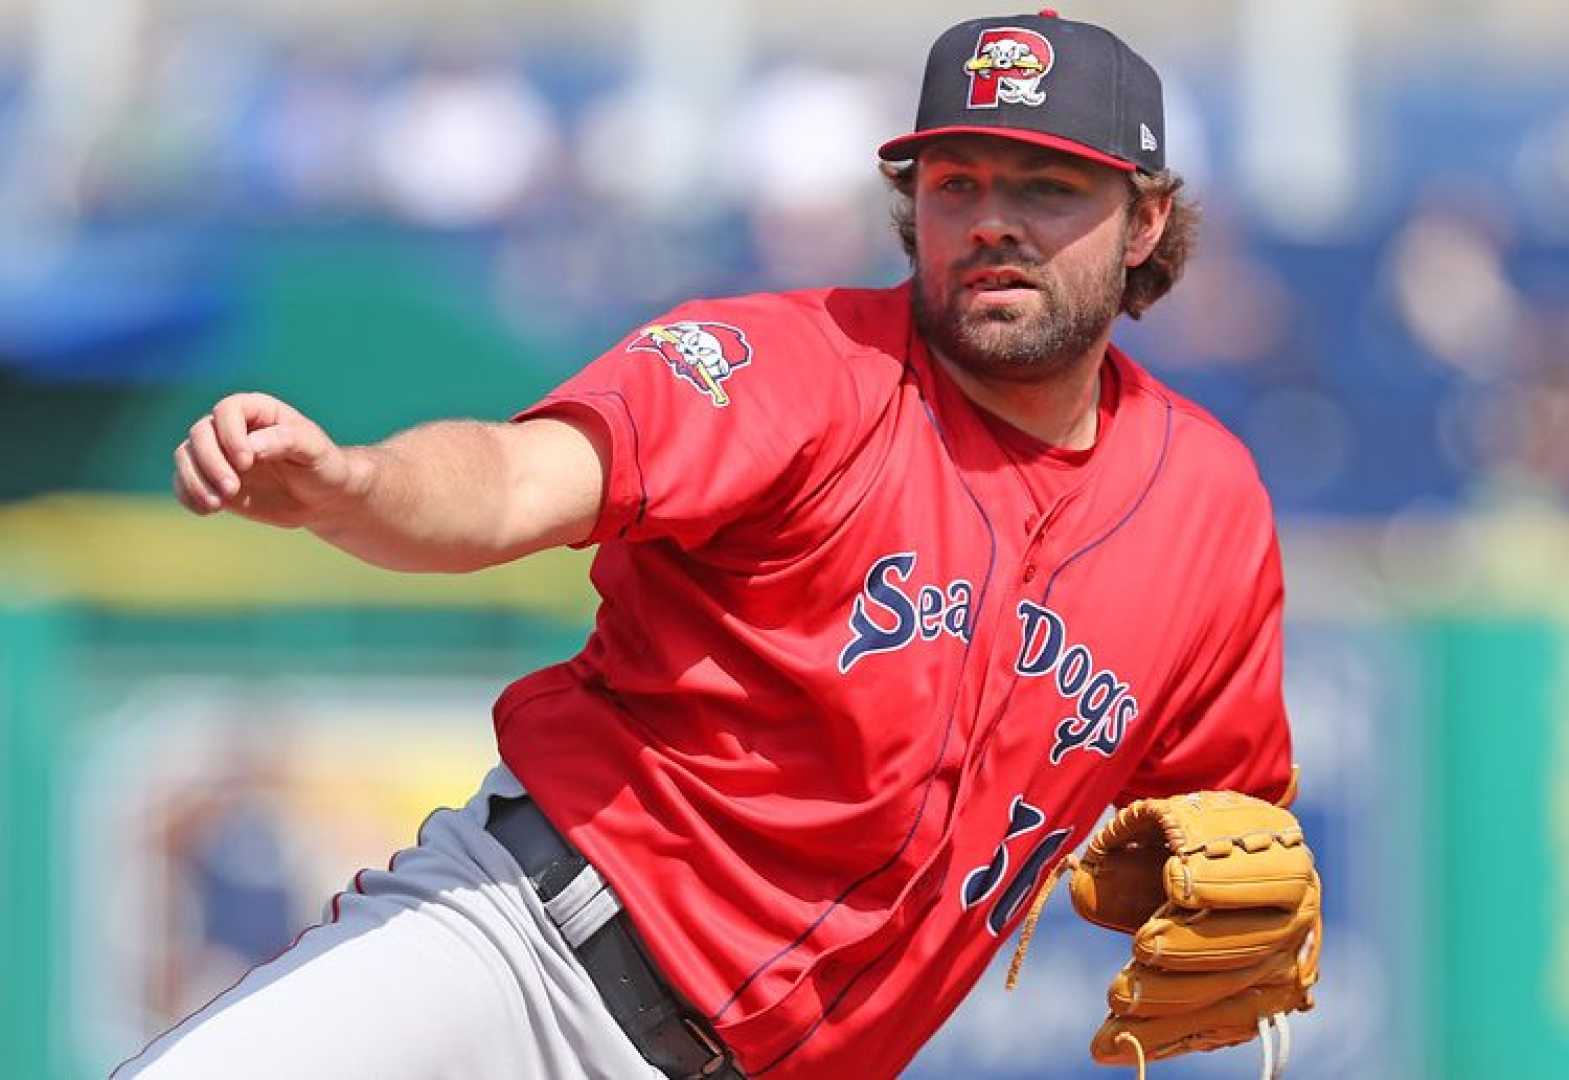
left=112, top=764, right=664, bottom=1080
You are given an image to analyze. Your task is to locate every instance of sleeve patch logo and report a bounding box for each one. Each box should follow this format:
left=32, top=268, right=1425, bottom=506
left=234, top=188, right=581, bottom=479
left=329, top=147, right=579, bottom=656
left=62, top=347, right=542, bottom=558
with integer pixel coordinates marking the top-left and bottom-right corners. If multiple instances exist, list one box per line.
left=627, top=320, right=753, bottom=408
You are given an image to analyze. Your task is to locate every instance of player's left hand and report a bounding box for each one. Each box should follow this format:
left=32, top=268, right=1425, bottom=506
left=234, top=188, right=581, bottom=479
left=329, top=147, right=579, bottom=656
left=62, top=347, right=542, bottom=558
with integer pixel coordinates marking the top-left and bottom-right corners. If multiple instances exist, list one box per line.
left=1068, top=790, right=1320, bottom=1074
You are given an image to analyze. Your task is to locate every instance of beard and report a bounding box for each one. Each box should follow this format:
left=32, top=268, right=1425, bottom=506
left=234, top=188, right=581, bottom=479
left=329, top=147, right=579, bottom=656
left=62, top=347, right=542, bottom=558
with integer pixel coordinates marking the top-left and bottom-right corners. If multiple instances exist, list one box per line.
left=912, top=237, right=1127, bottom=382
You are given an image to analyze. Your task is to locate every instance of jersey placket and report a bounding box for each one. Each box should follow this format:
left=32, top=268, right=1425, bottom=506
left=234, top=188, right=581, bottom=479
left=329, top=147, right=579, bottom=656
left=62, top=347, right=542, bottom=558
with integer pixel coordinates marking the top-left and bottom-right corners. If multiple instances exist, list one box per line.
left=906, top=335, right=1099, bottom=840
left=903, top=351, right=1150, bottom=946
left=884, top=339, right=1075, bottom=912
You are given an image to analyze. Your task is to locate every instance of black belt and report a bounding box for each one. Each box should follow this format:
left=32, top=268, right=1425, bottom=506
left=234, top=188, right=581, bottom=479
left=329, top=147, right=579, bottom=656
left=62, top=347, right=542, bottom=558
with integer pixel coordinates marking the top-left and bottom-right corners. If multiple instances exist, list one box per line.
left=485, top=795, right=744, bottom=1079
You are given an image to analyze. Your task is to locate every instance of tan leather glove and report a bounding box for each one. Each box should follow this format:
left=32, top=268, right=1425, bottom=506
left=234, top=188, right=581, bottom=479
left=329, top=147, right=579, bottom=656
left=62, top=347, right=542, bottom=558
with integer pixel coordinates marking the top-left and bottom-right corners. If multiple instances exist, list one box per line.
left=1069, top=790, right=1321, bottom=1069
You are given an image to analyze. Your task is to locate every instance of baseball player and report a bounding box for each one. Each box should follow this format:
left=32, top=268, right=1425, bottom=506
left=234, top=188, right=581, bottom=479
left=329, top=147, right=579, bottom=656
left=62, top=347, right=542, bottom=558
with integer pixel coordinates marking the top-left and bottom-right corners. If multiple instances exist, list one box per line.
left=121, top=11, right=1319, bottom=1080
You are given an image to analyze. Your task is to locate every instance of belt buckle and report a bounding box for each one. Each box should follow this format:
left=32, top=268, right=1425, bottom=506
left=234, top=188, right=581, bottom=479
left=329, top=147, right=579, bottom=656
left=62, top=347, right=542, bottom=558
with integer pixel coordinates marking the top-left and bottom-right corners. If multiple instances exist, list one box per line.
left=682, top=1017, right=731, bottom=1077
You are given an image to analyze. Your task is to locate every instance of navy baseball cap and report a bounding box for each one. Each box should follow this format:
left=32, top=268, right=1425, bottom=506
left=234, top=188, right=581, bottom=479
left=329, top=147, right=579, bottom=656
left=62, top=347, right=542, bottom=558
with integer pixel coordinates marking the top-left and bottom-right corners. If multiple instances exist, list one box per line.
left=878, top=9, right=1165, bottom=174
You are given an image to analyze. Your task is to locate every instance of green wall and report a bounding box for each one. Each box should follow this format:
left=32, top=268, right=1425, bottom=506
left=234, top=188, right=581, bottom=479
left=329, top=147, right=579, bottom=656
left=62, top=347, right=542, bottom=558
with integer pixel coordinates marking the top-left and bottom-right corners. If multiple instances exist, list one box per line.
left=1421, top=620, right=1569, bottom=1077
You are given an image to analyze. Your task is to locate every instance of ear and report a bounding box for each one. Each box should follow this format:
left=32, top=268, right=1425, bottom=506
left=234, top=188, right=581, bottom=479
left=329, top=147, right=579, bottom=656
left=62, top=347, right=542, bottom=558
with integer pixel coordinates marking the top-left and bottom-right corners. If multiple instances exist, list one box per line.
left=1124, top=191, right=1172, bottom=269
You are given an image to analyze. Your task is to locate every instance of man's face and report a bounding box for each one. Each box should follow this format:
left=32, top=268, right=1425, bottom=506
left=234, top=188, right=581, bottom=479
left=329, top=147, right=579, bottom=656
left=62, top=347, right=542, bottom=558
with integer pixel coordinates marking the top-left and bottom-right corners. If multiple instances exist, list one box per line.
left=910, top=136, right=1135, bottom=382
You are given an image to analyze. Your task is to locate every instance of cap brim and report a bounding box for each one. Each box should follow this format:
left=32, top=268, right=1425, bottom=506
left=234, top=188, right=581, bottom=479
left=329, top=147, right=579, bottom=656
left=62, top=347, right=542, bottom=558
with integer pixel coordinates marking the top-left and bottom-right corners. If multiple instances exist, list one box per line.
left=877, top=126, right=1136, bottom=172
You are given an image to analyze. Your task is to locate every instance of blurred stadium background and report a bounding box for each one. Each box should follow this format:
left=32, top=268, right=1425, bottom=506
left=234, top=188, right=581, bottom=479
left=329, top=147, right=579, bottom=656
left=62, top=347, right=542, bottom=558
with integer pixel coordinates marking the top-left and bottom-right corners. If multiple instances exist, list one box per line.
left=1, top=0, right=1566, bottom=1076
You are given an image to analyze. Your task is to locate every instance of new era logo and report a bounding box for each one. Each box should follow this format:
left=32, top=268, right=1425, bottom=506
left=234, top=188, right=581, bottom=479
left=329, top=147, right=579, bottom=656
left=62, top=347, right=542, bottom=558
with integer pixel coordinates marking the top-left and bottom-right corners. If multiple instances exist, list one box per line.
left=1140, top=123, right=1159, bottom=152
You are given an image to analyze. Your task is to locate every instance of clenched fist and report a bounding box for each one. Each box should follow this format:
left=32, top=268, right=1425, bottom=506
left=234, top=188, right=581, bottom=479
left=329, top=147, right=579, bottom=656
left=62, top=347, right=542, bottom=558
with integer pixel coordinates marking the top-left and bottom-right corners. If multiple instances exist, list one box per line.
left=173, top=393, right=361, bottom=528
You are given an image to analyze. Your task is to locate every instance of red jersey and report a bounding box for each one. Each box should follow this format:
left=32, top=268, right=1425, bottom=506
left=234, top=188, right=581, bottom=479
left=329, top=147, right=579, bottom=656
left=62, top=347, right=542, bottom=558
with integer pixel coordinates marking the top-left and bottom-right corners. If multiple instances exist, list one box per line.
left=497, top=282, right=1291, bottom=1078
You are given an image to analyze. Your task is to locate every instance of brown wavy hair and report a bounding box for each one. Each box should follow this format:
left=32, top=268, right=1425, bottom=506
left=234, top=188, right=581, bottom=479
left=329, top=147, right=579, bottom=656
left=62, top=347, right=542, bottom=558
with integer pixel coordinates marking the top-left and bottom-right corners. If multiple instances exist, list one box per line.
left=881, top=161, right=1199, bottom=320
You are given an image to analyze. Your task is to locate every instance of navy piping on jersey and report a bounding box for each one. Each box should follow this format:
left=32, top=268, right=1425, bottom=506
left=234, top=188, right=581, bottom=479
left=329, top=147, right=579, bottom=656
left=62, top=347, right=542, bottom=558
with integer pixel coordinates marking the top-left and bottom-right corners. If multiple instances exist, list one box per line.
left=749, top=906, right=912, bottom=1075
left=957, top=395, right=1175, bottom=786
left=745, top=385, right=1002, bottom=1072
left=707, top=356, right=1000, bottom=1031
left=1040, top=398, right=1172, bottom=607
left=759, top=397, right=1179, bottom=1077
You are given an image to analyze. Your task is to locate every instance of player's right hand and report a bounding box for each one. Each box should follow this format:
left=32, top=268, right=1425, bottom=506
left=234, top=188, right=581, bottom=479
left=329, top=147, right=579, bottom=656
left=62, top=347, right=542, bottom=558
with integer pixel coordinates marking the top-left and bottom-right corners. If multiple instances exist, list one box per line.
left=173, top=392, right=359, bottom=528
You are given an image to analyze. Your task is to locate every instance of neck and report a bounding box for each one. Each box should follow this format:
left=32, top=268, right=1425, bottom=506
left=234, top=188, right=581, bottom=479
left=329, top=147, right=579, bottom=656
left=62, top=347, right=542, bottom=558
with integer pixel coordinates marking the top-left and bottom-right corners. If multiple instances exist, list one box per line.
left=931, top=330, right=1111, bottom=449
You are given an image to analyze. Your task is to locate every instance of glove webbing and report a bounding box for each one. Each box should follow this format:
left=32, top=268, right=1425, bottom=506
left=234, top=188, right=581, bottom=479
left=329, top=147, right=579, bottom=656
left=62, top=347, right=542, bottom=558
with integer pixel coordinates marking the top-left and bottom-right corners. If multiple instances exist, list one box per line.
left=1001, top=856, right=1297, bottom=1080
left=1005, top=769, right=1303, bottom=994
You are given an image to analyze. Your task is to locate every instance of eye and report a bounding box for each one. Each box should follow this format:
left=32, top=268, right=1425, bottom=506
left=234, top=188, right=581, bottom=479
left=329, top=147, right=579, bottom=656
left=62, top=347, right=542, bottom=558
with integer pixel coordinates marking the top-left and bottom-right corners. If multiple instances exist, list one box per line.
left=1025, top=178, right=1076, bottom=197
left=936, top=174, right=977, bottom=194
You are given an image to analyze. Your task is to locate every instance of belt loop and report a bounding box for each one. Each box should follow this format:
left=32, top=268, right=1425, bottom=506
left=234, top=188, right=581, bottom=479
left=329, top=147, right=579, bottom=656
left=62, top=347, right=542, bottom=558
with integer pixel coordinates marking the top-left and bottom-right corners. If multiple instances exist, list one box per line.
left=683, top=1017, right=733, bottom=1078
left=484, top=796, right=745, bottom=1078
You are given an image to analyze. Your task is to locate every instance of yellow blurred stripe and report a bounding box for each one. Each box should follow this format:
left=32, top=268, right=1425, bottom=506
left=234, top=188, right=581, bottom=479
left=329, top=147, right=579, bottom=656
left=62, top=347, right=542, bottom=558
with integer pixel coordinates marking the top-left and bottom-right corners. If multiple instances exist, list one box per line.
left=0, top=493, right=598, bottom=615
left=6, top=495, right=1569, bottom=618
left=1281, top=509, right=1569, bottom=619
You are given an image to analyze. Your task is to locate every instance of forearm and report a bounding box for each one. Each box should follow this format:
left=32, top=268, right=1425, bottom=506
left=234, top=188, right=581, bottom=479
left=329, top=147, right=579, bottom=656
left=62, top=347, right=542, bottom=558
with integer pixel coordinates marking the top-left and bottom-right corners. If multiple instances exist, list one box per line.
left=310, top=420, right=528, bottom=573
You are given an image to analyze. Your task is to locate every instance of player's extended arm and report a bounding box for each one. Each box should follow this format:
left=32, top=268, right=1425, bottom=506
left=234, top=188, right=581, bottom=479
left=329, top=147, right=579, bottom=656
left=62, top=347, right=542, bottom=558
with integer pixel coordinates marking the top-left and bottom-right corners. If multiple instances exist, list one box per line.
left=172, top=392, right=608, bottom=572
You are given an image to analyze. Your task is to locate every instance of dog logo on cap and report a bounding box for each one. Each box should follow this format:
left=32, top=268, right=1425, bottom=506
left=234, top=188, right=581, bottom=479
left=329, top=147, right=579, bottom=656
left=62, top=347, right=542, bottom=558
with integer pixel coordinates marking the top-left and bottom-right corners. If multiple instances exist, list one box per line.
left=964, top=28, right=1054, bottom=109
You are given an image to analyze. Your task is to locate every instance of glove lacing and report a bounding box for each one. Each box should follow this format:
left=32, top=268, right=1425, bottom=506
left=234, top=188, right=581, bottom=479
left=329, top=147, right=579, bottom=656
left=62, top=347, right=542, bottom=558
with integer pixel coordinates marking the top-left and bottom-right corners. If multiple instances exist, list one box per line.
left=1003, top=854, right=1077, bottom=991
left=1108, top=1015, right=1291, bottom=1080
left=1113, top=1033, right=1146, bottom=1078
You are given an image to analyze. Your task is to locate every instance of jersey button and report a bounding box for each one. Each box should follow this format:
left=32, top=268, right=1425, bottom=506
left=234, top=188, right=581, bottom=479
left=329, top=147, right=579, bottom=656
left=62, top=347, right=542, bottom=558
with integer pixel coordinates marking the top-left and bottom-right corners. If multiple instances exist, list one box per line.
left=1022, top=564, right=1037, bottom=583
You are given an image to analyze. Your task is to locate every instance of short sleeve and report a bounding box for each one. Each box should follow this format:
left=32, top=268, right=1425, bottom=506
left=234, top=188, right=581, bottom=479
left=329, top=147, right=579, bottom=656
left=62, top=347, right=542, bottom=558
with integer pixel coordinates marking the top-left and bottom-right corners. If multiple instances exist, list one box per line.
left=514, top=294, right=859, bottom=550
left=1115, top=486, right=1294, bottom=806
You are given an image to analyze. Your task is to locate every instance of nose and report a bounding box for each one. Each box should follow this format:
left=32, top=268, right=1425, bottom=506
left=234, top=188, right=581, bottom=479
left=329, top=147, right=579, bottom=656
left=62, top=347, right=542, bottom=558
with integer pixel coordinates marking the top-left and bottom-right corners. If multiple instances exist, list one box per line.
left=967, top=190, right=1026, bottom=249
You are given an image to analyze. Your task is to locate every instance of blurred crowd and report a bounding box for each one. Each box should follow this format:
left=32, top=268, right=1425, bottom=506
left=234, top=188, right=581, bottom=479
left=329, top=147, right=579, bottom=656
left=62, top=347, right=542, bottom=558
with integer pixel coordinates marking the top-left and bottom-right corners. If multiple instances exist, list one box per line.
left=2, top=10, right=1567, bottom=517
